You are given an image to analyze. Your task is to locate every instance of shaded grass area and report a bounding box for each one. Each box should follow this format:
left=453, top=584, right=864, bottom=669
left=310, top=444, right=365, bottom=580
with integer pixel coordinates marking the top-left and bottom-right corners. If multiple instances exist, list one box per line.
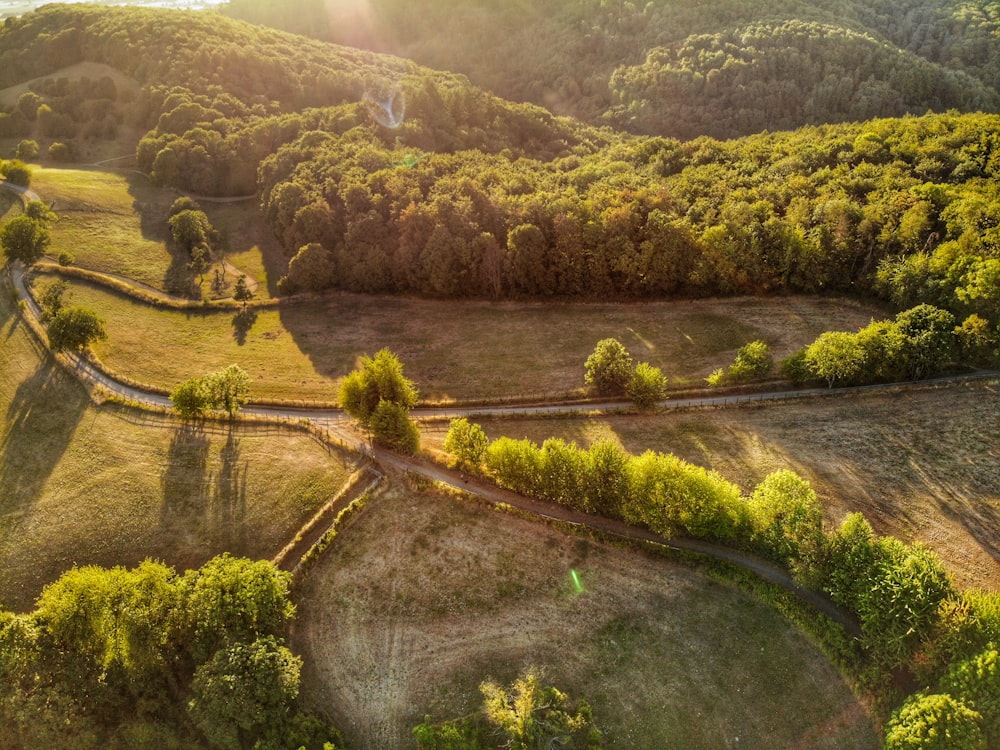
left=0, top=284, right=354, bottom=612
left=30, top=167, right=281, bottom=295
left=294, top=484, right=879, bottom=749
left=422, top=381, right=1000, bottom=589
left=0, top=188, right=19, bottom=222
left=59, top=276, right=883, bottom=402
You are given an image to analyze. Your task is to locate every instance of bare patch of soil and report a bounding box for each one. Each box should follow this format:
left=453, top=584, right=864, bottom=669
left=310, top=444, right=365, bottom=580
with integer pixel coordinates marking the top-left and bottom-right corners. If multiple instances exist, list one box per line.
left=293, top=483, right=878, bottom=749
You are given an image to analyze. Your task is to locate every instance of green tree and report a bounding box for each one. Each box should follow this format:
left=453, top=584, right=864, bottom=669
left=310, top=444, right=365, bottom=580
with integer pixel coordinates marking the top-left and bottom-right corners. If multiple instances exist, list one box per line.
left=370, top=400, right=420, bottom=454
left=444, top=417, right=489, bottom=470
left=188, top=636, right=302, bottom=750
left=1, top=215, right=50, bottom=265
left=46, top=306, right=107, bottom=353
left=233, top=274, right=254, bottom=311
left=891, top=304, right=957, bottom=380
left=171, top=376, right=211, bottom=418
left=480, top=668, right=603, bottom=750
left=169, top=209, right=212, bottom=253
left=24, top=199, right=57, bottom=226
left=0, top=159, right=32, bottom=187
left=804, top=331, right=866, bottom=387
left=177, top=554, right=294, bottom=663
left=942, top=648, right=1000, bottom=748
left=339, top=348, right=418, bottom=425
left=748, top=469, right=823, bottom=567
left=37, top=278, right=68, bottom=322
left=728, top=340, right=773, bottom=381
left=584, top=338, right=634, bottom=395
left=884, top=692, right=985, bottom=750
left=187, top=243, right=211, bottom=284
left=627, top=361, right=668, bottom=408
left=954, top=315, right=997, bottom=366
left=206, top=364, right=251, bottom=417
left=15, top=140, right=39, bottom=160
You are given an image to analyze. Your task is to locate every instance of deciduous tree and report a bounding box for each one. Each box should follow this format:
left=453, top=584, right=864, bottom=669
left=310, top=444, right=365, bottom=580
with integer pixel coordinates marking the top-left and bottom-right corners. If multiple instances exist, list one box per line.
left=584, top=338, right=634, bottom=395
left=46, top=306, right=107, bottom=352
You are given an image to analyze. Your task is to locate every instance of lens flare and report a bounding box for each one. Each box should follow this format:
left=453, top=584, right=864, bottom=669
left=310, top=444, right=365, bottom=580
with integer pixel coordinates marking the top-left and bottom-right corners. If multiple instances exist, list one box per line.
left=570, top=569, right=585, bottom=595
left=364, top=84, right=405, bottom=129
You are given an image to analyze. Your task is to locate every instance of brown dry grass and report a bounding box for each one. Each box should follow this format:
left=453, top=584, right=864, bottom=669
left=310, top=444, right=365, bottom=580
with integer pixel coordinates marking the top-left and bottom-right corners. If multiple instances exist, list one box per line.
left=421, top=380, right=1000, bottom=589
left=293, top=482, right=879, bottom=749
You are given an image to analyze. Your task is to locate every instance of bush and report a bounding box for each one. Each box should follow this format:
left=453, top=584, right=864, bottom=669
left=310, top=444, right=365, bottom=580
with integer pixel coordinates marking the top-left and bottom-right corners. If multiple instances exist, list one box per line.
left=884, top=692, right=985, bottom=750
left=584, top=338, right=634, bottom=395
left=370, top=400, right=420, bottom=454
left=15, top=139, right=39, bottom=161
left=0, top=159, right=31, bottom=187
left=57, top=251, right=75, bottom=266
left=444, top=417, right=489, bottom=470
left=47, top=142, right=73, bottom=163
left=728, top=340, right=772, bottom=381
left=627, top=361, right=668, bottom=408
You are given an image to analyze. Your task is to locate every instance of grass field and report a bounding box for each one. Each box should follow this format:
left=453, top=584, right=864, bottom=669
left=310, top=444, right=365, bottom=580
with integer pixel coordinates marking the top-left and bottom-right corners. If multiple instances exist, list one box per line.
left=294, top=483, right=879, bottom=749
left=27, top=167, right=280, bottom=295
left=53, top=274, right=885, bottom=401
left=0, top=188, right=19, bottom=223
left=420, top=380, right=1000, bottom=589
left=0, top=282, right=355, bottom=612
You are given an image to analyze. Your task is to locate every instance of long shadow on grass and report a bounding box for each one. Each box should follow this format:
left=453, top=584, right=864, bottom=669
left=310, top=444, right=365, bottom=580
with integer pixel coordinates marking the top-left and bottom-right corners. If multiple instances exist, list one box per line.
left=0, top=363, right=88, bottom=513
left=161, top=422, right=212, bottom=531
left=211, top=427, right=247, bottom=551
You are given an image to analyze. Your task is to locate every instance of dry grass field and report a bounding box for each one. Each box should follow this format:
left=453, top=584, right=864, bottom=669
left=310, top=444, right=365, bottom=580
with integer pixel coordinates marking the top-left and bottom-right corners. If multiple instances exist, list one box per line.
left=0, top=284, right=354, bottom=612
left=55, top=274, right=885, bottom=402
left=421, top=380, right=1000, bottom=589
left=293, top=483, right=879, bottom=749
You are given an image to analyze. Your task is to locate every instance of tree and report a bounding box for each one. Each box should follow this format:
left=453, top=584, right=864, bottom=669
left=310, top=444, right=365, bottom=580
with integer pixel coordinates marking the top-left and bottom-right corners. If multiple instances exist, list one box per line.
left=46, top=306, right=107, bottom=353
left=480, top=668, right=603, bottom=749
left=169, top=209, right=212, bottom=253
left=370, top=400, right=420, bottom=454
left=339, top=348, right=418, bottom=425
left=171, top=376, right=211, bottom=418
left=884, top=693, right=985, bottom=750
left=942, top=648, right=1000, bottom=748
left=804, top=331, right=866, bottom=387
left=206, top=364, right=251, bottom=417
left=627, top=361, right=668, bottom=408
left=748, top=469, right=823, bottom=567
left=188, top=636, right=302, bottom=750
left=233, top=274, right=253, bottom=311
left=37, top=279, right=68, bottom=322
left=728, top=340, right=773, bottom=380
left=15, top=140, right=39, bottom=160
left=954, top=315, right=997, bottom=366
left=444, top=417, right=489, bottom=470
left=584, top=338, right=634, bottom=395
left=0, top=159, right=32, bottom=187
left=24, top=200, right=57, bottom=226
left=187, top=243, right=211, bottom=284
left=1, top=215, right=50, bottom=265
left=891, top=304, right=956, bottom=380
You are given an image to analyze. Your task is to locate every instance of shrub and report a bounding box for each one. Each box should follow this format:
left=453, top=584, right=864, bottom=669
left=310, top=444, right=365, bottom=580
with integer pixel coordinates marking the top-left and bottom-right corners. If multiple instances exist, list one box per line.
left=57, top=251, right=75, bottom=266
left=584, top=338, right=634, bottom=395
left=884, top=692, right=985, bottom=750
left=728, top=340, right=773, bottom=381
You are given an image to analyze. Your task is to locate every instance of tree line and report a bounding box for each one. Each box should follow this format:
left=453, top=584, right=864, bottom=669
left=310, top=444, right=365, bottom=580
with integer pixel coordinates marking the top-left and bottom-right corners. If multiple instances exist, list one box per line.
left=443, top=420, right=1000, bottom=748
left=0, top=555, right=340, bottom=749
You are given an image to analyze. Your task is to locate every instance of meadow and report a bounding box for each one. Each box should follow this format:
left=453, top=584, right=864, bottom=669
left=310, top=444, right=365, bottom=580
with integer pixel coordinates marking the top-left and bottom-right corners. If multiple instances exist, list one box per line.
left=294, top=483, right=880, bottom=749
left=0, top=281, right=355, bottom=612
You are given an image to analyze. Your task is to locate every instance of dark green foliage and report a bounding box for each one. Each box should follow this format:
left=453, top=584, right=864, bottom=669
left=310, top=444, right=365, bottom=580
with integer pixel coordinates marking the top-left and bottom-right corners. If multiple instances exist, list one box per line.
left=45, top=305, right=107, bottom=352
left=233, top=274, right=253, bottom=310
left=14, top=140, right=38, bottom=161
left=1, top=214, right=49, bottom=266
left=584, top=338, right=634, bottom=395
left=170, top=376, right=211, bottom=418
left=169, top=209, right=212, bottom=254
left=37, top=278, right=67, bottom=322
left=338, top=348, right=418, bottom=425
left=169, top=364, right=250, bottom=418
left=884, top=692, right=985, bottom=750
left=0, top=159, right=31, bottom=187
left=0, top=557, right=336, bottom=750
left=370, top=400, right=420, bottom=454
left=779, top=348, right=812, bottom=384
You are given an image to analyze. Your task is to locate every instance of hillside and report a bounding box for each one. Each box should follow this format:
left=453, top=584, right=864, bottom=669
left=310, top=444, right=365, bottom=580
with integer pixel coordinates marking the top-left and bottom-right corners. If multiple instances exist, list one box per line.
left=222, top=0, right=1000, bottom=138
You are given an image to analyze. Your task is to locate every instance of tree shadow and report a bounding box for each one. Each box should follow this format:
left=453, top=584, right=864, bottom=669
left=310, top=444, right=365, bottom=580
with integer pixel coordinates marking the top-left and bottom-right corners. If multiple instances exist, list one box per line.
left=211, top=427, right=247, bottom=550
left=160, top=422, right=211, bottom=529
left=0, top=363, right=88, bottom=514
left=231, top=309, right=258, bottom=345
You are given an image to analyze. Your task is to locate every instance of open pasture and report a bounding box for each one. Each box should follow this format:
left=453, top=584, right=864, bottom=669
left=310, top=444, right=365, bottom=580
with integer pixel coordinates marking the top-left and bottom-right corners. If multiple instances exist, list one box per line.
left=56, top=274, right=884, bottom=402
left=294, top=483, right=879, bottom=749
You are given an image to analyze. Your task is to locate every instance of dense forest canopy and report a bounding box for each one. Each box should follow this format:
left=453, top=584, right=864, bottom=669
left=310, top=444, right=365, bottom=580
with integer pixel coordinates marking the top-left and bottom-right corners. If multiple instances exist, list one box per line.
left=222, top=0, right=1000, bottom=138
left=2, top=3, right=999, bottom=318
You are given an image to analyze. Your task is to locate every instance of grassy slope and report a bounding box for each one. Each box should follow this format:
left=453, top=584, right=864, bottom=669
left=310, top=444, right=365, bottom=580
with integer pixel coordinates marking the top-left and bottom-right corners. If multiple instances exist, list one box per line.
left=421, top=381, right=1000, bottom=589
left=0, top=282, right=352, bottom=612
left=58, top=275, right=884, bottom=401
left=294, top=484, right=879, bottom=749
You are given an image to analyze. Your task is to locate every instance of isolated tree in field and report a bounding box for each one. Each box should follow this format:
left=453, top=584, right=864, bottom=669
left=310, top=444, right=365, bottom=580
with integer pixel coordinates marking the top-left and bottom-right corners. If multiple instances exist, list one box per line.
left=169, top=208, right=212, bottom=253
left=233, top=274, right=253, bottom=311
left=584, top=338, right=634, bottom=395
left=627, top=361, right=668, bottom=408
left=171, top=376, right=212, bottom=418
left=884, top=692, right=985, bottom=750
left=37, top=279, right=68, bottom=322
left=207, top=364, right=251, bottom=417
left=46, top=306, right=107, bottom=353
left=1, top=214, right=50, bottom=265
left=339, top=348, right=418, bottom=424
left=444, top=417, right=489, bottom=469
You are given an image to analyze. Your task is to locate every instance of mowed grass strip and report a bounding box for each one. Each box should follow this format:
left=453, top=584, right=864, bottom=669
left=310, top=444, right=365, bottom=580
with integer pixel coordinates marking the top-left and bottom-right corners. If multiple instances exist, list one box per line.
left=0, top=284, right=353, bottom=612
left=58, top=275, right=883, bottom=402
left=294, top=484, right=879, bottom=749
left=422, top=380, right=1000, bottom=589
